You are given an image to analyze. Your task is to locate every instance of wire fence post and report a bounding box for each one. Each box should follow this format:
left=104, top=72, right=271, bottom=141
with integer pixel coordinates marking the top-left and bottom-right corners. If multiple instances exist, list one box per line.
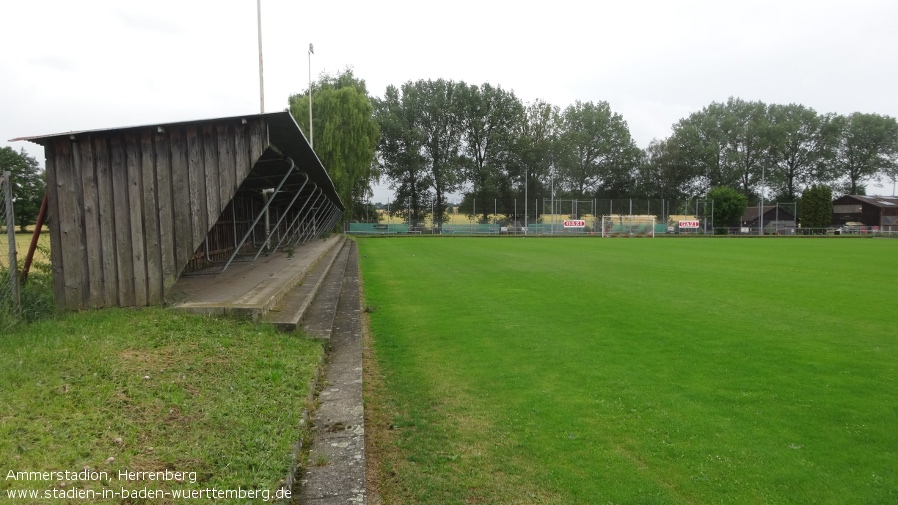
left=1, top=171, right=21, bottom=317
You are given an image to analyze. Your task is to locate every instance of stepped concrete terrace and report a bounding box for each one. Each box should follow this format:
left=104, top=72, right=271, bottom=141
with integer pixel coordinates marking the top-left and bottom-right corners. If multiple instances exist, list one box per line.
left=169, top=235, right=344, bottom=320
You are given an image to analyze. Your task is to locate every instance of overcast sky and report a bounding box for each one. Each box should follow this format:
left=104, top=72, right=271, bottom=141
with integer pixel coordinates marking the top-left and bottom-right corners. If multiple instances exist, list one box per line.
left=3, top=0, right=897, bottom=200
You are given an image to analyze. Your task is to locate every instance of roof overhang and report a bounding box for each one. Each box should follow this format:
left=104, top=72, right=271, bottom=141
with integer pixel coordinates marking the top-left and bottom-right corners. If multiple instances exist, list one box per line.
left=12, top=111, right=343, bottom=211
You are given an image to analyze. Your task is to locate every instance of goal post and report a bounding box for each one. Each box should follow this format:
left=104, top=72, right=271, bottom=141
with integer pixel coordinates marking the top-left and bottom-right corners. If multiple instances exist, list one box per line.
left=601, top=215, right=656, bottom=237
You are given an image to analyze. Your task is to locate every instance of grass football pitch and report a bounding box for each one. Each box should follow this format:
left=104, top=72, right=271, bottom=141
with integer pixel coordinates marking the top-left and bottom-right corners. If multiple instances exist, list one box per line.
left=359, top=237, right=897, bottom=504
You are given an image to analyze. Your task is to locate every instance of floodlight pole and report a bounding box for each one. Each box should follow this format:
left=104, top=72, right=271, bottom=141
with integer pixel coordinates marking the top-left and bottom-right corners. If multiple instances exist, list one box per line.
left=524, top=168, right=528, bottom=234
left=550, top=163, right=555, bottom=235
left=308, top=43, right=314, bottom=149
left=760, top=165, right=765, bottom=235
left=256, top=0, right=264, bottom=113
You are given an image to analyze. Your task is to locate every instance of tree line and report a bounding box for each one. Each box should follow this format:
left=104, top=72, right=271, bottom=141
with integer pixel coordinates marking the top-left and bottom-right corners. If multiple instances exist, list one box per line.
left=290, top=70, right=898, bottom=227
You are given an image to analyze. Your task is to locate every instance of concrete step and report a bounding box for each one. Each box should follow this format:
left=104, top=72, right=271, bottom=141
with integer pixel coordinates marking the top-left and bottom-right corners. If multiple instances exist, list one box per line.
left=299, top=239, right=353, bottom=339
left=298, top=239, right=366, bottom=504
left=172, top=236, right=345, bottom=321
left=261, top=237, right=349, bottom=332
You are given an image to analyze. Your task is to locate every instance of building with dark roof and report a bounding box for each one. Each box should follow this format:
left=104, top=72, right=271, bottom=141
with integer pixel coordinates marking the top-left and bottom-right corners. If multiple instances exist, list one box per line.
left=741, top=205, right=797, bottom=233
left=831, top=195, right=898, bottom=231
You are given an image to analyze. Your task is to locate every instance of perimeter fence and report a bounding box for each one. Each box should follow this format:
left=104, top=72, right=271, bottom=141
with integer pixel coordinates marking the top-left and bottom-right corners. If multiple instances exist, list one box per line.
left=1, top=171, right=21, bottom=321
left=349, top=197, right=898, bottom=238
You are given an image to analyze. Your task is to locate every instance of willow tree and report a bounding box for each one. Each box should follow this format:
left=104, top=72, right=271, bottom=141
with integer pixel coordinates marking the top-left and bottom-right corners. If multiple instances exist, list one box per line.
left=288, top=69, right=380, bottom=221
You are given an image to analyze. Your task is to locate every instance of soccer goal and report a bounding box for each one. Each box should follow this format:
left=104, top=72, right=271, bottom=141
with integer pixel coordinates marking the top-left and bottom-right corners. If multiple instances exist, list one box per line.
left=601, top=215, right=656, bottom=237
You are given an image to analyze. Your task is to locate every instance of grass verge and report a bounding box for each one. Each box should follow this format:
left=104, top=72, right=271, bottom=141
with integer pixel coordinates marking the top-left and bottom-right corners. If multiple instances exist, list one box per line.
left=360, top=237, right=898, bottom=504
left=1, top=307, right=323, bottom=504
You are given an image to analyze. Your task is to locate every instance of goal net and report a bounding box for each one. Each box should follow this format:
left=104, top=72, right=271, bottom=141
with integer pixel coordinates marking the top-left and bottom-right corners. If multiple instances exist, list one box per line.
left=601, top=215, right=656, bottom=237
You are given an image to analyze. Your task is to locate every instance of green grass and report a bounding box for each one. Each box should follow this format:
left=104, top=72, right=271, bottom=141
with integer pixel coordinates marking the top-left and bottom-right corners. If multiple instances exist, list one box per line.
left=360, top=237, right=898, bottom=504
left=0, top=308, right=322, bottom=504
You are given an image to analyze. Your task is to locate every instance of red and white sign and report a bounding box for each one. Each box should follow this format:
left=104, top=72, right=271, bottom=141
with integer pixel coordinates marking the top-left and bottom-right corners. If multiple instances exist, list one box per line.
left=678, top=220, right=700, bottom=229
left=563, top=219, right=586, bottom=228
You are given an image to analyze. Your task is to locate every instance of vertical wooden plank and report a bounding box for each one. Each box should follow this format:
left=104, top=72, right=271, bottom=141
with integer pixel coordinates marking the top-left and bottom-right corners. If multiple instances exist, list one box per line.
left=109, top=135, right=135, bottom=306
left=218, top=123, right=235, bottom=214
left=169, top=128, right=192, bottom=274
left=202, top=124, right=220, bottom=228
left=233, top=121, right=251, bottom=186
left=94, top=136, right=118, bottom=307
left=44, top=143, right=65, bottom=309
left=78, top=136, right=105, bottom=307
left=154, top=131, right=177, bottom=291
left=140, top=132, right=163, bottom=304
left=249, top=118, right=267, bottom=167
left=186, top=127, right=207, bottom=252
left=125, top=135, right=148, bottom=306
left=52, top=139, right=86, bottom=309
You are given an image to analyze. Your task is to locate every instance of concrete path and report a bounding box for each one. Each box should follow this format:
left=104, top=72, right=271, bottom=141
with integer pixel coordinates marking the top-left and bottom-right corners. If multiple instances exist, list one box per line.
left=298, top=240, right=366, bottom=504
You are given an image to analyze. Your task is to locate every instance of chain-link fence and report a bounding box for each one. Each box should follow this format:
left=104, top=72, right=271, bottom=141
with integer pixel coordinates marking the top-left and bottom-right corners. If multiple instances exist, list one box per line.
left=1, top=171, right=21, bottom=318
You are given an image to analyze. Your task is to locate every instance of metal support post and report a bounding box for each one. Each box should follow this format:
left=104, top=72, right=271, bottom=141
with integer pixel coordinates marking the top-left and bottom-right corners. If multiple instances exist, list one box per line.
left=273, top=186, right=321, bottom=251
left=319, top=207, right=341, bottom=237
left=288, top=190, right=326, bottom=245
left=251, top=173, right=309, bottom=261
left=191, top=157, right=296, bottom=274
left=300, top=200, right=333, bottom=244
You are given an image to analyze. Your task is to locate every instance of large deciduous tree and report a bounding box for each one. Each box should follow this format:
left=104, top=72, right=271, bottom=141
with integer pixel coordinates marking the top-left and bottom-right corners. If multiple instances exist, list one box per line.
left=765, top=105, right=839, bottom=201
left=671, top=98, right=770, bottom=198
left=724, top=98, right=770, bottom=199
left=288, top=69, right=380, bottom=222
left=374, top=84, right=431, bottom=223
left=458, top=83, right=524, bottom=222
left=374, top=79, right=466, bottom=228
left=556, top=100, right=641, bottom=200
left=637, top=138, right=702, bottom=201
left=669, top=101, right=732, bottom=192
left=413, top=79, right=466, bottom=227
left=0, top=147, right=45, bottom=231
left=829, top=112, right=898, bottom=195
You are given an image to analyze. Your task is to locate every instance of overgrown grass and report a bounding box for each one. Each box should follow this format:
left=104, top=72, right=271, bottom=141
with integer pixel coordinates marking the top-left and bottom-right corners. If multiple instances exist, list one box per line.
left=1, top=243, right=59, bottom=332
left=0, top=307, right=323, bottom=504
left=360, top=237, right=898, bottom=504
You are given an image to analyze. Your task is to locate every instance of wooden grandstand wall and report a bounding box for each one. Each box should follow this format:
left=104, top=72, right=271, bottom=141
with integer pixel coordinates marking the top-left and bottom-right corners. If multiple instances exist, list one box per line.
left=44, top=118, right=267, bottom=309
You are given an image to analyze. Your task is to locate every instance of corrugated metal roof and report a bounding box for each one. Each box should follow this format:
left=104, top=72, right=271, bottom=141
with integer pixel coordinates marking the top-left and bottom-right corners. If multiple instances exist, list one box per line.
left=837, top=195, right=898, bottom=209
left=12, top=111, right=343, bottom=211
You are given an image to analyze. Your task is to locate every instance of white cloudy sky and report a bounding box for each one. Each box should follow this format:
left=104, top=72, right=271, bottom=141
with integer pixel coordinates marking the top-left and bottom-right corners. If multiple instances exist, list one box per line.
left=3, top=0, right=897, bottom=200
